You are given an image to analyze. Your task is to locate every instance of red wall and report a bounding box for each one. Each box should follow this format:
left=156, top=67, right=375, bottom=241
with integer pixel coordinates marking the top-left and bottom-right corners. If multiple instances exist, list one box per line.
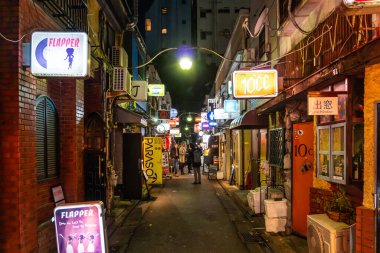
left=0, top=1, right=86, bottom=252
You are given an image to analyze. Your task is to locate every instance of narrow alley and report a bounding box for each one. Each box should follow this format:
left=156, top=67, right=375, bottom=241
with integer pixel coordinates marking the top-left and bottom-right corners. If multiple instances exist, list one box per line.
left=108, top=171, right=308, bottom=253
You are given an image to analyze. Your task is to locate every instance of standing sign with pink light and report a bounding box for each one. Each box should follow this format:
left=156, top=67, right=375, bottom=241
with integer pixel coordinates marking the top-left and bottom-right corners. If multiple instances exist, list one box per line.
left=53, top=202, right=107, bottom=253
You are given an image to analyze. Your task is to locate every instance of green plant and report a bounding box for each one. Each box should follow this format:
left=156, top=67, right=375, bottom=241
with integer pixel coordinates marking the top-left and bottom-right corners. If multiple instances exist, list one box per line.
left=325, top=186, right=354, bottom=213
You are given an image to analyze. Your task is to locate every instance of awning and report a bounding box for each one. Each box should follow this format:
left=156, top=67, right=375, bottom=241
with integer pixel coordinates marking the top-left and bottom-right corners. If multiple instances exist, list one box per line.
left=230, top=109, right=268, bottom=130
left=114, top=107, right=147, bottom=127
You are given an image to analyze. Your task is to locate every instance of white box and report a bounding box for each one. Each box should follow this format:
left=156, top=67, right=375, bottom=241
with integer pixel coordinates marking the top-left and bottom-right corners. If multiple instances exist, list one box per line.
left=265, top=215, right=287, bottom=233
left=247, top=188, right=266, bottom=214
left=264, top=199, right=287, bottom=218
left=217, top=171, right=223, bottom=179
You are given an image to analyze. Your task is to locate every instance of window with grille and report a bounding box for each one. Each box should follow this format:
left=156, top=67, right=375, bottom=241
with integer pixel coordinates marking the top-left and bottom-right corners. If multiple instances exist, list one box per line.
left=36, top=96, right=59, bottom=180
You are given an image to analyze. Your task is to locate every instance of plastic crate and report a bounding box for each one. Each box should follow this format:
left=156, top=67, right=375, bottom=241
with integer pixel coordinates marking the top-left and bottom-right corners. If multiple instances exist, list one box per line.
left=264, top=199, right=287, bottom=218
left=264, top=215, right=287, bottom=233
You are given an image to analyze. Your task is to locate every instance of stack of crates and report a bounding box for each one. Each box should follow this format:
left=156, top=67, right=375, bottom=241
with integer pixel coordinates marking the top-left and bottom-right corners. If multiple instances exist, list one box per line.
left=264, top=199, right=288, bottom=233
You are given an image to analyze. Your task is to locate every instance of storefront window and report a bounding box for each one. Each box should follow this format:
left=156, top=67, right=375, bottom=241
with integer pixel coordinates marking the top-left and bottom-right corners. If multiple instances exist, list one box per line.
left=317, top=126, right=330, bottom=178
left=317, top=123, right=346, bottom=183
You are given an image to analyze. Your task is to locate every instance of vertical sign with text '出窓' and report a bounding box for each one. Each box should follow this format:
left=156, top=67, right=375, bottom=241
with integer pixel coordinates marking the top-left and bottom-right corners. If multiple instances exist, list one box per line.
left=31, top=32, right=88, bottom=77
left=233, top=69, right=278, bottom=98
left=143, top=137, right=162, bottom=185
left=54, top=202, right=106, bottom=253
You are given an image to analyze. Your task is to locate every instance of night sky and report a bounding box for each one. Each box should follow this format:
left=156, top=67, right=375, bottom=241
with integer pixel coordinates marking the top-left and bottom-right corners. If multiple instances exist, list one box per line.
left=155, top=51, right=218, bottom=113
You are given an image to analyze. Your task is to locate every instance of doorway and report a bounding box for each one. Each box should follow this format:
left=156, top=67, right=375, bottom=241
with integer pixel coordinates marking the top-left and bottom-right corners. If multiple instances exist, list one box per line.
left=292, top=121, right=314, bottom=236
left=84, top=113, right=106, bottom=204
left=123, top=132, right=143, bottom=199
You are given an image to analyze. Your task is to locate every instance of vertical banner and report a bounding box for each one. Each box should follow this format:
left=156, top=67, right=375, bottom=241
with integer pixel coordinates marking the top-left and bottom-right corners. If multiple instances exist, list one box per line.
left=143, top=137, right=163, bottom=184
left=54, top=202, right=107, bottom=253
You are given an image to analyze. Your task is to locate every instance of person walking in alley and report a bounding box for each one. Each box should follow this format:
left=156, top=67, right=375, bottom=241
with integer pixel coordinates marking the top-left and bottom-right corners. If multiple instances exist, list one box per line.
left=186, top=143, right=193, bottom=174
left=179, top=141, right=187, bottom=175
left=192, top=143, right=203, bottom=184
left=170, top=142, right=180, bottom=177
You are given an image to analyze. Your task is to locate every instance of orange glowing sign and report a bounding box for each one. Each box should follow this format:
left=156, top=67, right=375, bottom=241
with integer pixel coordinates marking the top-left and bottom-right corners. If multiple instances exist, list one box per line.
left=233, top=69, right=278, bottom=98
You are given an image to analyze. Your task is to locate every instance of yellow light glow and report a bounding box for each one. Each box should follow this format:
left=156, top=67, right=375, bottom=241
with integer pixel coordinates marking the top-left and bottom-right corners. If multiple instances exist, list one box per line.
left=179, top=57, right=192, bottom=70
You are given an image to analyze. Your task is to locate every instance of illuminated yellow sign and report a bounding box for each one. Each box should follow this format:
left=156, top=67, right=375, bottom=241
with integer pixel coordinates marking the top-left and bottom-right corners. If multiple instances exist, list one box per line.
left=148, top=84, right=165, bottom=96
left=233, top=70, right=278, bottom=98
left=143, top=137, right=162, bottom=185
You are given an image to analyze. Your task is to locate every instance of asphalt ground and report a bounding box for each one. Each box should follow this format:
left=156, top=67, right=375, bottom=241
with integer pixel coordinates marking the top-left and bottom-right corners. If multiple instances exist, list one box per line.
left=108, top=170, right=308, bottom=253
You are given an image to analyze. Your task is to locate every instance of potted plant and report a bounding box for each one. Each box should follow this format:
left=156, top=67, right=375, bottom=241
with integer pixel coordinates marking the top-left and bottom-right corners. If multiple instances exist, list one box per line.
left=325, top=185, right=354, bottom=224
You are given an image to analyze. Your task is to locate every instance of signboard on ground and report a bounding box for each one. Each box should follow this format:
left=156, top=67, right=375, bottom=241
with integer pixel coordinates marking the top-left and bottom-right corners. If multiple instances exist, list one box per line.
left=53, top=202, right=107, bottom=253
left=143, top=137, right=162, bottom=185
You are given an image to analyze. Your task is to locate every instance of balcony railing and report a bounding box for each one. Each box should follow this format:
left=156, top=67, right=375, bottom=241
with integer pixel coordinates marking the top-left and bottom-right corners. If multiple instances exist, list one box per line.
left=36, top=0, right=88, bottom=32
left=276, top=11, right=373, bottom=88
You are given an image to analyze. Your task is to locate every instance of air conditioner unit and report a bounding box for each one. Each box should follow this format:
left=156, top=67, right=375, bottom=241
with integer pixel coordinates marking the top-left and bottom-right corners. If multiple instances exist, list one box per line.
left=307, top=214, right=352, bottom=253
left=112, top=67, right=131, bottom=94
left=112, top=46, right=128, bottom=67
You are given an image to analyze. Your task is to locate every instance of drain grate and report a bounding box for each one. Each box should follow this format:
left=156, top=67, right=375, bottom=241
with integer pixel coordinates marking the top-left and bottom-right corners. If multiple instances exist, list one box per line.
left=240, top=232, right=266, bottom=244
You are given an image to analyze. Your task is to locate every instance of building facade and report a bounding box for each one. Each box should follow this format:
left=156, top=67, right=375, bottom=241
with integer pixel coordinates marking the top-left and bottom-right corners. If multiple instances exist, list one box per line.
left=0, top=1, right=159, bottom=252
left=210, top=0, right=380, bottom=252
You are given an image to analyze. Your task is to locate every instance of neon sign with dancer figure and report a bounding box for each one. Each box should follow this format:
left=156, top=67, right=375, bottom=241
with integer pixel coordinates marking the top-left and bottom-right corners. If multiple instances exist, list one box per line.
left=31, top=32, right=88, bottom=77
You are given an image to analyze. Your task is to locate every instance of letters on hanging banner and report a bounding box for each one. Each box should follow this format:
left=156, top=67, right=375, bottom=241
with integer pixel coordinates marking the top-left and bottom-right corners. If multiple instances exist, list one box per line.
left=308, top=92, right=339, bottom=115
left=148, top=84, right=165, bottom=96
left=214, top=108, right=229, bottom=120
left=233, top=69, right=278, bottom=98
left=143, top=137, right=162, bottom=185
left=130, top=81, right=148, bottom=101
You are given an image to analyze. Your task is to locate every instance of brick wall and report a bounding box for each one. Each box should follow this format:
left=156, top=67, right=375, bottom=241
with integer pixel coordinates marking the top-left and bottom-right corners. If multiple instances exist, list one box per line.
left=310, top=187, right=333, bottom=214
left=0, top=0, right=86, bottom=252
left=0, top=1, right=32, bottom=252
left=356, top=207, right=375, bottom=253
left=84, top=82, right=103, bottom=118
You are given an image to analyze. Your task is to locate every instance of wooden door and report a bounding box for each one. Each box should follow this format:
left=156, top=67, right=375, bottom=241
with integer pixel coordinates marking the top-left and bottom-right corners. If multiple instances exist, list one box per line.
left=123, top=133, right=143, bottom=199
left=292, top=122, right=314, bottom=236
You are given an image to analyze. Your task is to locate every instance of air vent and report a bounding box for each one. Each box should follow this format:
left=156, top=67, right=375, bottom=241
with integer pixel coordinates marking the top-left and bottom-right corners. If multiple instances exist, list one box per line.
left=112, top=46, right=128, bottom=67
left=112, top=67, right=131, bottom=94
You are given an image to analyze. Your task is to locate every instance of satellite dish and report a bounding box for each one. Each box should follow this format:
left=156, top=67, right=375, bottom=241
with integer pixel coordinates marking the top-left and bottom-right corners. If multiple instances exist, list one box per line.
left=254, top=8, right=268, bottom=35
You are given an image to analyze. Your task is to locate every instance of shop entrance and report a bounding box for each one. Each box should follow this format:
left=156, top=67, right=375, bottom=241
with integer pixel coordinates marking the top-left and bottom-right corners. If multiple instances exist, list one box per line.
left=84, top=113, right=106, bottom=204
left=292, top=121, right=314, bottom=236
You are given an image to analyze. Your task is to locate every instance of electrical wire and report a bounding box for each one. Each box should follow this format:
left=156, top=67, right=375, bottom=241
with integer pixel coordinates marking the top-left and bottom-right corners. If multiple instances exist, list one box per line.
left=128, top=47, right=253, bottom=69
left=0, top=27, right=42, bottom=43
left=287, top=0, right=311, bottom=35
left=250, top=25, right=332, bottom=70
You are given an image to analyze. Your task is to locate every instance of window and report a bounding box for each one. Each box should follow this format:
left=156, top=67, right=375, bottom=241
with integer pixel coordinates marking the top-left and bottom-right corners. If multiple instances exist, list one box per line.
left=145, top=18, right=152, bottom=31
left=218, top=8, right=230, bottom=14
left=161, top=7, right=168, bottom=14
left=161, top=28, right=167, bottom=34
left=200, top=9, right=211, bottom=18
left=317, top=123, right=346, bottom=184
left=36, top=96, right=59, bottom=180
left=200, top=31, right=212, bottom=40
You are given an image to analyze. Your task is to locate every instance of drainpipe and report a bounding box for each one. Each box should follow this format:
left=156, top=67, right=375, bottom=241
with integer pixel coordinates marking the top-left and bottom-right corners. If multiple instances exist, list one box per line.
left=241, top=129, right=245, bottom=190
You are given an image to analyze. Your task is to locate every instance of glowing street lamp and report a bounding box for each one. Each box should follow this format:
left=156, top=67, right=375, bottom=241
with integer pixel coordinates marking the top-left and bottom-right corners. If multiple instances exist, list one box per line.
left=179, top=57, right=192, bottom=70
left=186, top=115, right=193, bottom=122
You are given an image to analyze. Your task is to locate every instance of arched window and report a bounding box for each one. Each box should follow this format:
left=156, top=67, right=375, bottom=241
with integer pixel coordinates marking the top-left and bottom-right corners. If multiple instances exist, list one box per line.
left=36, top=96, right=59, bottom=180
